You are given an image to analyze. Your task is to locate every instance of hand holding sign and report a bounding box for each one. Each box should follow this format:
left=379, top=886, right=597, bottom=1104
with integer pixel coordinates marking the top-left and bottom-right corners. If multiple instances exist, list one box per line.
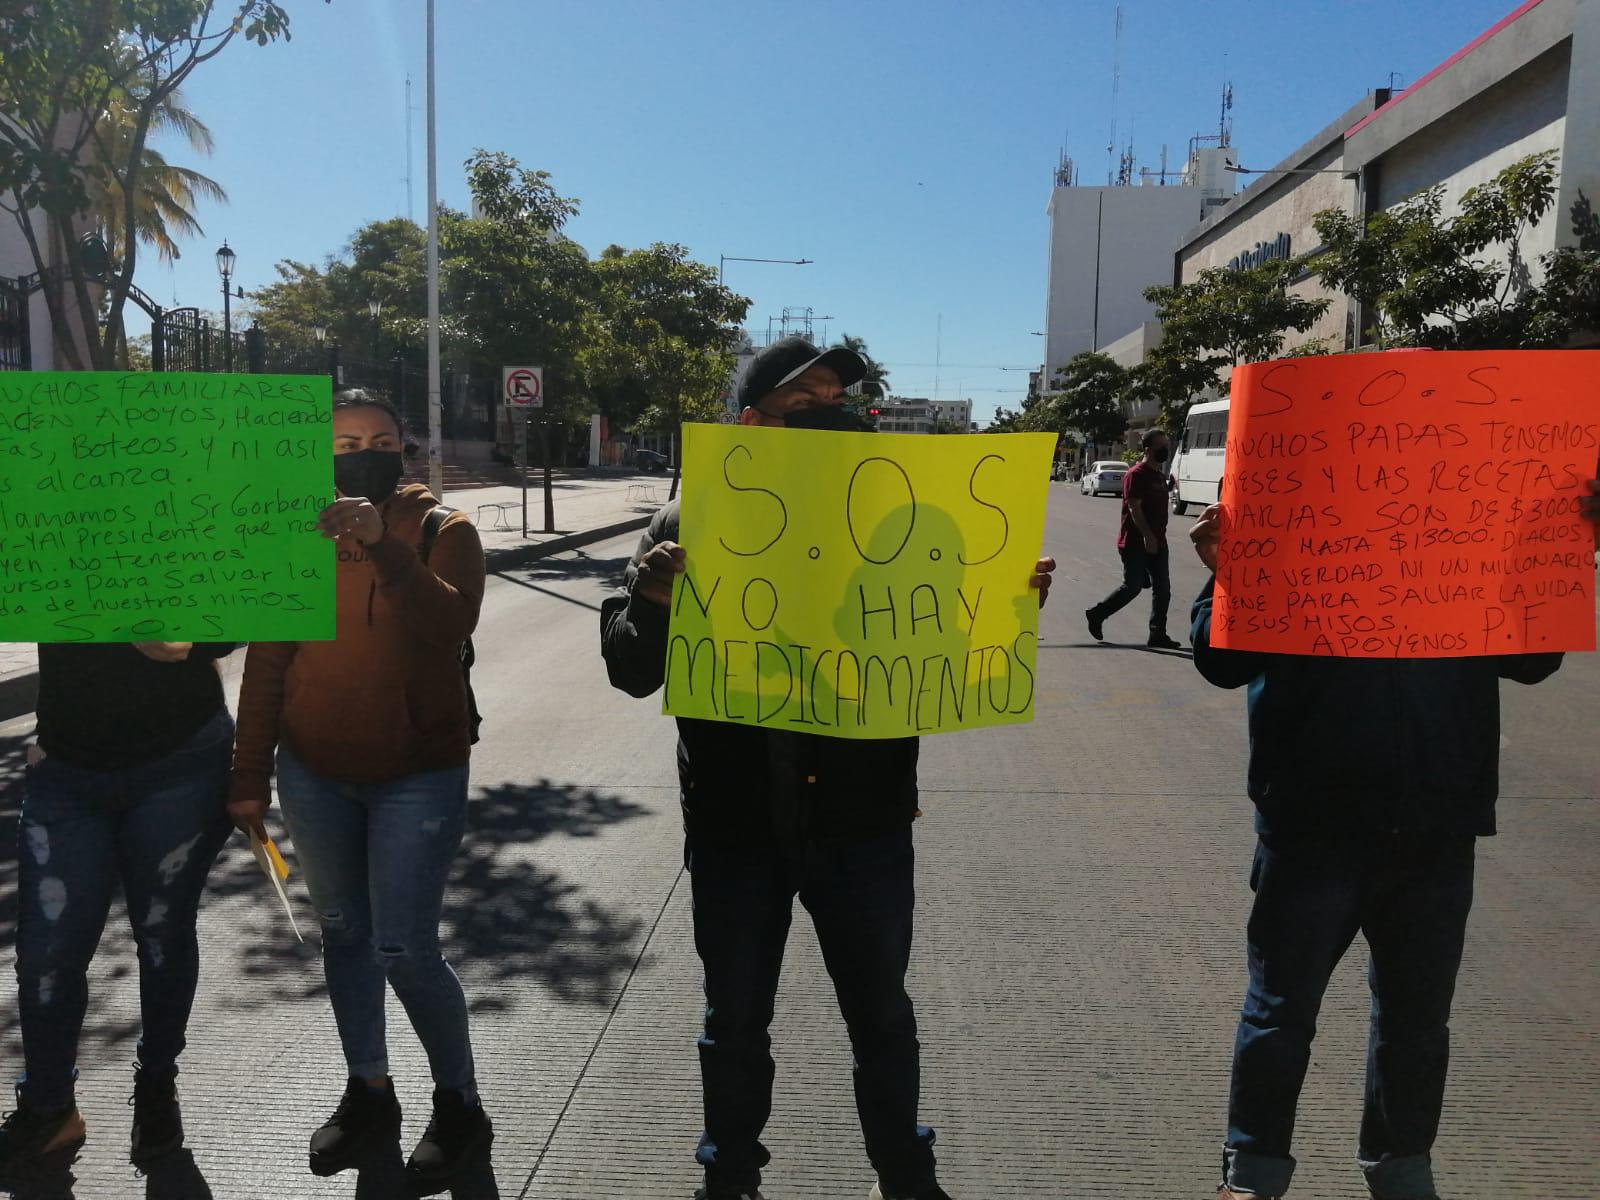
left=634, top=541, right=687, bottom=608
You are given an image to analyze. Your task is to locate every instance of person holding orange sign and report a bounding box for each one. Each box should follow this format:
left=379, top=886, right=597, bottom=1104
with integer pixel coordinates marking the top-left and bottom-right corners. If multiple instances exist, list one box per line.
left=1187, top=477, right=1599, bottom=1200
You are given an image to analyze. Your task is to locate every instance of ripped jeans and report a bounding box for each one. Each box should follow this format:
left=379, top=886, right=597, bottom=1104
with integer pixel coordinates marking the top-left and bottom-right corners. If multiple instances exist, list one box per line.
left=276, top=747, right=476, bottom=1094
left=14, top=712, right=233, bottom=1110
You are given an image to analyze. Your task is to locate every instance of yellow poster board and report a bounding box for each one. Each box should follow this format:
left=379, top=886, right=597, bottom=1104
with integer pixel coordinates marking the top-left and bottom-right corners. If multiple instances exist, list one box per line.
left=664, top=424, right=1056, bottom=738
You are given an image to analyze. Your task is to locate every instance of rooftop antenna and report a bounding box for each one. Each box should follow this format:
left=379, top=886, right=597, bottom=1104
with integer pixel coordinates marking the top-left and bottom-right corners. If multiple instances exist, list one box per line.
left=1160, top=142, right=1169, bottom=185
left=1107, top=3, right=1123, bottom=185
left=1056, top=126, right=1075, bottom=187
left=1219, top=54, right=1234, bottom=148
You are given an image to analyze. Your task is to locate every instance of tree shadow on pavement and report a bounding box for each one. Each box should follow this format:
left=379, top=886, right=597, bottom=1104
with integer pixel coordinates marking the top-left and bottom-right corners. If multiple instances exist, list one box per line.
left=497, top=547, right=634, bottom=585
left=198, top=777, right=650, bottom=1015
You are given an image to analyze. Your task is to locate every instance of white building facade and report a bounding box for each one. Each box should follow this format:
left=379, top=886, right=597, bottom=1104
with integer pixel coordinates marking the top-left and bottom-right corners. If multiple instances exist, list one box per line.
left=1041, top=146, right=1237, bottom=386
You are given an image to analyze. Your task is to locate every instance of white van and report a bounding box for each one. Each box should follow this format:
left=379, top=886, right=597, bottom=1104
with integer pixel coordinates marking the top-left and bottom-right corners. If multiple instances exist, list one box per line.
left=1170, top=398, right=1229, bottom=515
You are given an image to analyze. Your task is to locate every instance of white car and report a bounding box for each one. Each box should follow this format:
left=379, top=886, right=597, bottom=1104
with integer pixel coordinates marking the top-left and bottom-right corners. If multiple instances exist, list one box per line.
left=1080, top=460, right=1129, bottom=497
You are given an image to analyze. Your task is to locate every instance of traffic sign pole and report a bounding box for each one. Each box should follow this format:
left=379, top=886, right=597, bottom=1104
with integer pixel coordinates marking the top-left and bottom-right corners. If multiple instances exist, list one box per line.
left=501, top=366, right=547, bottom=538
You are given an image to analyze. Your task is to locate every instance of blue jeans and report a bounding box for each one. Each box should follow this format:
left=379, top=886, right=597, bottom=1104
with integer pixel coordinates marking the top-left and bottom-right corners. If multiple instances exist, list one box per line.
left=686, top=827, right=936, bottom=1196
left=276, top=747, right=476, bottom=1093
left=1090, top=543, right=1172, bottom=634
left=1224, top=832, right=1476, bottom=1199
left=14, top=712, right=233, bottom=1109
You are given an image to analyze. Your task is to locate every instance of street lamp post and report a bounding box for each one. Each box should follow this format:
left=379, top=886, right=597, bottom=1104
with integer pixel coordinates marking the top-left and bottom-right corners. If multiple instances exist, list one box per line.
left=368, top=296, right=383, bottom=359
left=717, top=254, right=812, bottom=285
left=215, top=240, right=236, bottom=371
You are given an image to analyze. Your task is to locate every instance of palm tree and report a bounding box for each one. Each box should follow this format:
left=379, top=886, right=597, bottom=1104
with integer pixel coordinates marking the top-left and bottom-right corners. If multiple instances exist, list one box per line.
left=88, top=85, right=227, bottom=264
left=840, top=332, right=889, bottom=386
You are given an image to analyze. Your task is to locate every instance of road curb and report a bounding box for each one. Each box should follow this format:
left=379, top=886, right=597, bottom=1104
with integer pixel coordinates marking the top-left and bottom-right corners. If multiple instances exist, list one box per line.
left=0, top=517, right=653, bottom=724
left=483, top=515, right=651, bottom=572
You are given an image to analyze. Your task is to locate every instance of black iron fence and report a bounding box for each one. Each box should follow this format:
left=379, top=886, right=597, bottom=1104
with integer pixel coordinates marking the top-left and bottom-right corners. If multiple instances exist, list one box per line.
left=152, top=307, right=249, bottom=373
left=0, top=277, right=30, bottom=371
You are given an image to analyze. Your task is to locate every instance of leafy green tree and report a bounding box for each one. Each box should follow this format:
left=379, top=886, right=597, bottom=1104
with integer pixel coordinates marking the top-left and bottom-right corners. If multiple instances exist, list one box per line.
left=586, top=242, right=749, bottom=498
left=1042, top=351, right=1131, bottom=448
left=0, top=1, right=299, bottom=369
left=1311, top=150, right=1600, bottom=349
left=445, top=150, right=594, bottom=471
left=249, top=218, right=429, bottom=360
left=1140, top=256, right=1330, bottom=428
left=985, top=405, right=1030, bottom=433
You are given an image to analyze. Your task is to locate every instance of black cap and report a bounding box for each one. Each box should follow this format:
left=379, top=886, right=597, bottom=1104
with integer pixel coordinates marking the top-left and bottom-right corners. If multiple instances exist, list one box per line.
left=738, top=336, right=868, bottom=412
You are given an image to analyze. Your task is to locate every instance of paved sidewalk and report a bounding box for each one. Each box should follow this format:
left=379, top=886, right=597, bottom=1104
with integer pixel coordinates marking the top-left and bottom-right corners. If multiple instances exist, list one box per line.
left=445, top=470, right=667, bottom=564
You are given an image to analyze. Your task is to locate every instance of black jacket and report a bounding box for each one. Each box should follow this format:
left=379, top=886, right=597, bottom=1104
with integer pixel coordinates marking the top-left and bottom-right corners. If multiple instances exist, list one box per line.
left=1190, top=576, right=1563, bottom=837
left=600, top=502, right=919, bottom=846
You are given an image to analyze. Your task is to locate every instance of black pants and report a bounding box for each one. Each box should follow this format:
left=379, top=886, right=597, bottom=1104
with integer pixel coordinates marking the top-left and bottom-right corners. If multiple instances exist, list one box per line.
left=686, top=827, right=936, bottom=1196
left=1090, top=543, right=1172, bottom=634
left=1224, top=831, right=1476, bottom=1199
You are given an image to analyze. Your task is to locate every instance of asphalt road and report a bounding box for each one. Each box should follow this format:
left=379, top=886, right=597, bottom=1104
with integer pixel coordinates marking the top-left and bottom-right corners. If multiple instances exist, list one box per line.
left=0, top=484, right=1595, bottom=1199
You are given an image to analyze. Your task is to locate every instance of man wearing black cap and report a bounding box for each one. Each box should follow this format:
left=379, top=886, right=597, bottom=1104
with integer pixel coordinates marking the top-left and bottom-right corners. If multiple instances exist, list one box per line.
left=601, top=336, right=1055, bottom=1200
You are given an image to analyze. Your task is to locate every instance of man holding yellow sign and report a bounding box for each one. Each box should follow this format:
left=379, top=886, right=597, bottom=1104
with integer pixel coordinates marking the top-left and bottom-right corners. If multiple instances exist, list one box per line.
left=601, top=336, right=1055, bottom=1200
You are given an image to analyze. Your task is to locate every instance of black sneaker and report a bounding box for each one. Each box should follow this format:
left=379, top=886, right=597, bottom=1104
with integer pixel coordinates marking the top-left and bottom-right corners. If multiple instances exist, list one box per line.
left=1086, top=608, right=1105, bottom=641
left=693, top=1188, right=766, bottom=1199
left=870, top=1185, right=953, bottom=1200
left=0, top=1096, right=86, bottom=1170
left=406, top=1088, right=493, bottom=1187
left=129, top=1063, right=183, bottom=1166
left=1147, top=631, right=1183, bottom=650
left=308, top=1078, right=402, bottom=1177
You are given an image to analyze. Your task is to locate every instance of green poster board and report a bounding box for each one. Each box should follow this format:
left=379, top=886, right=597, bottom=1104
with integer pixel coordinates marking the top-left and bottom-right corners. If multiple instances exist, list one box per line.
left=0, top=372, right=336, bottom=642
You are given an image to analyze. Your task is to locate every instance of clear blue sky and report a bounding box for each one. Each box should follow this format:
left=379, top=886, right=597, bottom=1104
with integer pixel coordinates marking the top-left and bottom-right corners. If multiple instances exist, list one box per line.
left=151, top=0, right=1522, bottom=422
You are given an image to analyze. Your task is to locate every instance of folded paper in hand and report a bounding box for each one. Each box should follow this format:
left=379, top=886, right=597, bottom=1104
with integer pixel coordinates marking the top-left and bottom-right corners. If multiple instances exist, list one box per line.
left=250, top=829, right=303, bottom=942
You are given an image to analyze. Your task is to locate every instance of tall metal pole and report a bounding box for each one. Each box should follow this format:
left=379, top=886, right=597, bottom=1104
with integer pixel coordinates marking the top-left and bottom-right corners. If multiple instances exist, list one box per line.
left=222, top=281, right=232, bottom=371
left=425, top=0, right=443, bottom=498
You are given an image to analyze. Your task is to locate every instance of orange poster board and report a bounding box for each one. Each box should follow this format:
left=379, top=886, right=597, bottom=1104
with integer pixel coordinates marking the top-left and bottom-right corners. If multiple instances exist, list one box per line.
left=1212, top=350, right=1597, bottom=658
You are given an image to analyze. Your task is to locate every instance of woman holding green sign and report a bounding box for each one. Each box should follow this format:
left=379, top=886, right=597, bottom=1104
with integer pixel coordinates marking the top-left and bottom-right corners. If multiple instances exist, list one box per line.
left=227, top=389, right=491, bottom=1189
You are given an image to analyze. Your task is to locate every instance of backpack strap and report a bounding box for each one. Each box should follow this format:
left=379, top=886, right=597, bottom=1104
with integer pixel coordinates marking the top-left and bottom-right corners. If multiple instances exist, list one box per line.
left=419, top=505, right=455, bottom=564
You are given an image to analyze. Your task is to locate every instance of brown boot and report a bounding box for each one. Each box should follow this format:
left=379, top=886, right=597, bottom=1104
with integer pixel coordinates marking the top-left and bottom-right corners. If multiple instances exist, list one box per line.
left=1218, top=1188, right=1279, bottom=1200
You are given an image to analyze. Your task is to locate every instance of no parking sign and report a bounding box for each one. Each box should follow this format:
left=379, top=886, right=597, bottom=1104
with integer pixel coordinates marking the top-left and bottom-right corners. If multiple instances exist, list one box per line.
left=502, top=365, right=543, bottom=407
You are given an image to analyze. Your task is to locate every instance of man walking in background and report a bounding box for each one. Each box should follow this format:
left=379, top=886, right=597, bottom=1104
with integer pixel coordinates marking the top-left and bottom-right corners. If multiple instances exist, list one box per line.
left=1086, top=428, right=1181, bottom=649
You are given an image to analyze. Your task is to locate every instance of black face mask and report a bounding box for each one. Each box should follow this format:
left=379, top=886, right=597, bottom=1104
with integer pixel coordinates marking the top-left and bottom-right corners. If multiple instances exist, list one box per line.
left=1150, top=444, right=1170, bottom=463
left=783, top=405, right=862, bottom=432
left=333, top=449, right=405, bottom=502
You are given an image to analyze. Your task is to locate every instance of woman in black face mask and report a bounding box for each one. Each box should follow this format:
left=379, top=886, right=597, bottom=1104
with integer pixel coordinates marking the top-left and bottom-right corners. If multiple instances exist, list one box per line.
left=226, top=390, right=492, bottom=1187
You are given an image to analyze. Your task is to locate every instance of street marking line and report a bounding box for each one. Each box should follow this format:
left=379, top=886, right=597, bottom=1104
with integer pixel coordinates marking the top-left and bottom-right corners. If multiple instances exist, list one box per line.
left=516, top=861, right=688, bottom=1199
